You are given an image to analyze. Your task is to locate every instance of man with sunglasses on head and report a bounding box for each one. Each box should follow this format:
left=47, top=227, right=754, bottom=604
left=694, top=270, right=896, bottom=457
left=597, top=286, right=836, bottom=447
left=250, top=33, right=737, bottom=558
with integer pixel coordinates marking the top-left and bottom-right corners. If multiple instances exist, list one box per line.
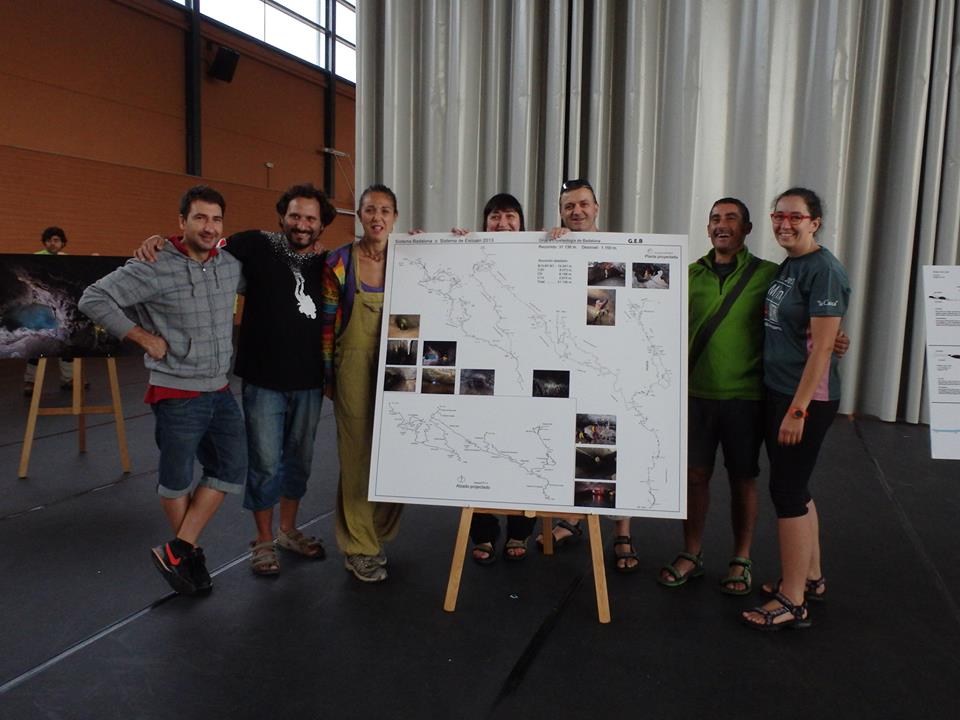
left=550, top=178, right=601, bottom=236
left=539, top=178, right=640, bottom=574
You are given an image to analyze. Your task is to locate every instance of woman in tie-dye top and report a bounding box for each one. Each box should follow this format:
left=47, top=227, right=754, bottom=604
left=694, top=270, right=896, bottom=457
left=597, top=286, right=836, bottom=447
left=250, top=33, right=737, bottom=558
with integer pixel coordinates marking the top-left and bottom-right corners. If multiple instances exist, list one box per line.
left=321, top=184, right=403, bottom=583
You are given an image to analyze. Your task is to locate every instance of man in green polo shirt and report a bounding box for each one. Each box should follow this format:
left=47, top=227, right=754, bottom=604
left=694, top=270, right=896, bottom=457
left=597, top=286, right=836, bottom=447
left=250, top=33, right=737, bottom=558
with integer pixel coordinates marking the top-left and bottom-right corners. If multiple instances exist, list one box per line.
left=659, top=198, right=777, bottom=593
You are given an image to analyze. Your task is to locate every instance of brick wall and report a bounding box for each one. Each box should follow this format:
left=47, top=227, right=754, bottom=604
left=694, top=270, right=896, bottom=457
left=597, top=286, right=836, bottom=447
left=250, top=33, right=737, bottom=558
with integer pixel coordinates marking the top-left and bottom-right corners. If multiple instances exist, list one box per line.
left=0, top=0, right=358, bottom=254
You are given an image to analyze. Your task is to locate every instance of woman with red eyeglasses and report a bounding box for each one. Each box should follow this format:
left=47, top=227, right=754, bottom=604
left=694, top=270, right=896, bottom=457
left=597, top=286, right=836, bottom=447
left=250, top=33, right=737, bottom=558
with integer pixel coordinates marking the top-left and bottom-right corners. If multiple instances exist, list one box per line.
left=741, top=187, right=850, bottom=631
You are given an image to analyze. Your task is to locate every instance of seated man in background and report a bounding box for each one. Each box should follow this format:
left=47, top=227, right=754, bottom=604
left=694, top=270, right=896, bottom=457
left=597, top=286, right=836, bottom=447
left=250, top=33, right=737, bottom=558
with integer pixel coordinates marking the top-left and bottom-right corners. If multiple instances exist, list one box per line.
left=23, top=226, right=76, bottom=394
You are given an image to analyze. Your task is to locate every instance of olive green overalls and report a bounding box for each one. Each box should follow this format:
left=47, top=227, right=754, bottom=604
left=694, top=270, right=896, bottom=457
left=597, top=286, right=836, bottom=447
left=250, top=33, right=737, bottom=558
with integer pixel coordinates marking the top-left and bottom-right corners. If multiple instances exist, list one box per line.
left=333, top=246, right=403, bottom=555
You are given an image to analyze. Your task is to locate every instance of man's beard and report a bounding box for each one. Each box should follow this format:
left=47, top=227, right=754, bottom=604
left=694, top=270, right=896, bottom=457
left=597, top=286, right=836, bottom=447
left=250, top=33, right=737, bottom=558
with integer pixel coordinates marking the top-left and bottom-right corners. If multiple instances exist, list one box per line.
left=284, top=229, right=317, bottom=249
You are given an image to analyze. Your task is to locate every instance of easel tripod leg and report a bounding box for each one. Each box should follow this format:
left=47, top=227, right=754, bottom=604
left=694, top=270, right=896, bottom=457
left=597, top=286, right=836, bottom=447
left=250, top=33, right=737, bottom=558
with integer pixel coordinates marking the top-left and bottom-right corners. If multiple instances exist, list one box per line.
left=75, top=359, right=86, bottom=453
left=587, top=514, right=611, bottom=623
left=18, top=358, right=48, bottom=478
left=443, top=507, right=474, bottom=612
left=107, top=358, right=130, bottom=473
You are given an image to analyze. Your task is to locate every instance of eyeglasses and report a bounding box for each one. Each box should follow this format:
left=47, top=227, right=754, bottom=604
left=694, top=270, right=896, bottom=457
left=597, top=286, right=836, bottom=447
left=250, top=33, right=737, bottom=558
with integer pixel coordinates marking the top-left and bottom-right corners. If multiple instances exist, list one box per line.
left=770, top=212, right=812, bottom=226
left=561, top=178, right=594, bottom=194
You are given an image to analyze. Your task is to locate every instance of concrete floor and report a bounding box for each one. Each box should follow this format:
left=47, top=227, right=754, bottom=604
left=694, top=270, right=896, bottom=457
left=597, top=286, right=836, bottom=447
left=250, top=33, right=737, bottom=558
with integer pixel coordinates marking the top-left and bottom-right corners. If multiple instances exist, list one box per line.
left=0, top=356, right=958, bottom=719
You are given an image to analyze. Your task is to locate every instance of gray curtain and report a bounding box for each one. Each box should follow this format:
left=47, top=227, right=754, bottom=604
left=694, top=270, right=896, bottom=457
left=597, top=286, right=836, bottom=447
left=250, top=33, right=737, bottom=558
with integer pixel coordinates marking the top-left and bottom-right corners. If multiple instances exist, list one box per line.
left=357, top=0, right=960, bottom=422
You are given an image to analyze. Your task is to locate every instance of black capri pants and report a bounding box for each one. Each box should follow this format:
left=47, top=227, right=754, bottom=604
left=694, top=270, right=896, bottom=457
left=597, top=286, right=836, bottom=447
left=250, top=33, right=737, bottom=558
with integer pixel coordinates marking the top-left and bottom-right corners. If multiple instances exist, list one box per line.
left=763, top=390, right=839, bottom=519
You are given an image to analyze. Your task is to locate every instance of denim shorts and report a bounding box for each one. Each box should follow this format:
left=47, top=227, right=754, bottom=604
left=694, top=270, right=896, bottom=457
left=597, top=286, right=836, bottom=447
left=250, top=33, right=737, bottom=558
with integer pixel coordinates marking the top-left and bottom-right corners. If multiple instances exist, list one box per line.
left=152, top=389, right=247, bottom=498
left=241, top=382, right=324, bottom=511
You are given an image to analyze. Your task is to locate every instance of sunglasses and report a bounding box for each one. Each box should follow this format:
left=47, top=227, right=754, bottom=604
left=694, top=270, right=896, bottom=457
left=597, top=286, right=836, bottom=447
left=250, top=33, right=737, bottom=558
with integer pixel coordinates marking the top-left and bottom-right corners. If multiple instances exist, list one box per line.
left=561, top=178, right=594, bottom=194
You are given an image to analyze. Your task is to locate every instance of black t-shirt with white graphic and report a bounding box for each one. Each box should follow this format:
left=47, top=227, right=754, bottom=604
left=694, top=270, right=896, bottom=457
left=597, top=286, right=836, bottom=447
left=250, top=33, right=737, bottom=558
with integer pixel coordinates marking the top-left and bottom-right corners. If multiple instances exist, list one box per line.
left=225, top=230, right=325, bottom=391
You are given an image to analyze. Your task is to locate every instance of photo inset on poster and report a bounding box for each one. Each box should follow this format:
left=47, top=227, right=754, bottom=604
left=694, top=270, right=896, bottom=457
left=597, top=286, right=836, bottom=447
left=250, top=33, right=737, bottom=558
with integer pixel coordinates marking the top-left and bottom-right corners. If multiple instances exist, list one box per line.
left=587, top=288, right=616, bottom=326
left=532, top=369, right=570, bottom=398
left=574, top=481, right=616, bottom=509
left=384, top=367, right=417, bottom=392
left=385, top=339, right=417, bottom=365
left=575, top=446, right=617, bottom=480
left=575, top=413, right=617, bottom=445
left=421, top=367, right=455, bottom=394
left=459, top=368, right=495, bottom=396
left=587, top=261, right=626, bottom=287
left=0, top=254, right=131, bottom=359
left=422, top=340, right=456, bottom=366
left=632, top=263, right=670, bottom=289
left=387, top=314, right=420, bottom=338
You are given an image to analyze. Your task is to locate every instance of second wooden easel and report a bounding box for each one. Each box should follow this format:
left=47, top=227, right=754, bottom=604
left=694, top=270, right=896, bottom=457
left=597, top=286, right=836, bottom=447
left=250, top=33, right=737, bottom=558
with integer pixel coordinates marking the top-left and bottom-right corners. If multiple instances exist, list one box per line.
left=18, top=357, right=130, bottom=478
left=443, top=507, right=611, bottom=623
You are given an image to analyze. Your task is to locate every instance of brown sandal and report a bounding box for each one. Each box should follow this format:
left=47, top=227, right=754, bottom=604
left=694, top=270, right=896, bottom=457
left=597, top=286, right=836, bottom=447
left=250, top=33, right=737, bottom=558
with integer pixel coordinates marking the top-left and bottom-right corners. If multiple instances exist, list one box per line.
left=250, top=540, right=280, bottom=576
left=276, top=527, right=325, bottom=559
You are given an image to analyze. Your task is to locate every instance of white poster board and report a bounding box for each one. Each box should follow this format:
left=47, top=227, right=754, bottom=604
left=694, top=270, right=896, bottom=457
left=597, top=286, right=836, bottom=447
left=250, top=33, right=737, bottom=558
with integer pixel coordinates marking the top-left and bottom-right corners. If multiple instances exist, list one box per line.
left=923, top=265, right=960, bottom=459
left=369, top=231, right=688, bottom=518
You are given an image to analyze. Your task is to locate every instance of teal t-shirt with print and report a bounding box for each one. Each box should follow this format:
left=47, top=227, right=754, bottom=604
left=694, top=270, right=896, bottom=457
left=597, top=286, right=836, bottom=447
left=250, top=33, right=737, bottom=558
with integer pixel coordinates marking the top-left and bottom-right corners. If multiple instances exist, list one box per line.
left=763, top=246, right=850, bottom=400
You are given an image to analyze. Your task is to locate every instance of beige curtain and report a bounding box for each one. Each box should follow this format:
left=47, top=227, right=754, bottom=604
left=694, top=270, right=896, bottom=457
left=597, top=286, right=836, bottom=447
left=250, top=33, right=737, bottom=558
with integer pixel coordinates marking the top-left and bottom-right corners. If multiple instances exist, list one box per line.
left=357, top=0, right=960, bottom=422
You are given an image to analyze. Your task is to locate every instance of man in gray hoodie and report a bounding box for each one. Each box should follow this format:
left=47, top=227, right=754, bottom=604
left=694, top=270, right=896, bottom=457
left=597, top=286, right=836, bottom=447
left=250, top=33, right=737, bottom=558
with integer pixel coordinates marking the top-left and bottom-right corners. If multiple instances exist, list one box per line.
left=79, top=185, right=246, bottom=596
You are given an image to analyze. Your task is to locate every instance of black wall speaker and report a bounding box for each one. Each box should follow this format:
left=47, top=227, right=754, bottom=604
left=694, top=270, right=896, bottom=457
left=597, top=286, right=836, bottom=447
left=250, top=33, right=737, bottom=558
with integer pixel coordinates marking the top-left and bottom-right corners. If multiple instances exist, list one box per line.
left=209, top=47, right=239, bottom=83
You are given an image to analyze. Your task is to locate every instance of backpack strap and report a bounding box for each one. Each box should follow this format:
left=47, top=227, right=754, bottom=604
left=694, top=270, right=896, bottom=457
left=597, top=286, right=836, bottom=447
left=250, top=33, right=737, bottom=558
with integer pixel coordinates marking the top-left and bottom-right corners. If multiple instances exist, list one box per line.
left=689, top=256, right=763, bottom=373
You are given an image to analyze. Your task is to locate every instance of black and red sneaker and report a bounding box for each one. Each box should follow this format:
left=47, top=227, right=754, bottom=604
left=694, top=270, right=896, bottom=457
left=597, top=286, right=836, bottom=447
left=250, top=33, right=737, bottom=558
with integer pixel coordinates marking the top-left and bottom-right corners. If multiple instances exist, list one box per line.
left=190, top=547, right=213, bottom=595
left=151, top=539, right=197, bottom=595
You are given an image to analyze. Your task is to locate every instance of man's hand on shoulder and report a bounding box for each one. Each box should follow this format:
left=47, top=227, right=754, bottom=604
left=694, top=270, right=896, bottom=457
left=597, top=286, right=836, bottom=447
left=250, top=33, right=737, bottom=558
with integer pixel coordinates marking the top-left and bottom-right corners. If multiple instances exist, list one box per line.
left=126, top=326, right=168, bottom=360
left=833, top=329, right=850, bottom=358
left=135, top=235, right=166, bottom=263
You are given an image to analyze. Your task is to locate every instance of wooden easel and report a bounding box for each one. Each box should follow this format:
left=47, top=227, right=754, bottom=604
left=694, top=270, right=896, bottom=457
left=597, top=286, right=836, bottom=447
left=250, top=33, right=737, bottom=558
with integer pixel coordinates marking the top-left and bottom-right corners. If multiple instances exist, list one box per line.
left=18, top=357, right=130, bottom=478
left=443, top=507, right=611, bottom=623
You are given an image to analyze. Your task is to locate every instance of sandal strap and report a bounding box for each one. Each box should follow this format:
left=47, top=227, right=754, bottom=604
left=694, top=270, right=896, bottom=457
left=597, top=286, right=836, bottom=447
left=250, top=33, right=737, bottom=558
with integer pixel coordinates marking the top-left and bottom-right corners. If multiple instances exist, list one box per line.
left=721, top=567, right=752, bottom=585
left=555, top=519, right=582, bottom=536
left=806, top=576, right=826, bottom=592
left=676, top=550, right=702, bottom=566
left=774, top=592, right=807, bottom=619
left=279, top=527, right=320, bottom=546
left=747, top=603, right=790, bottom=624
left=721, top=557, right=753, bottom=590
left=613, top=536, right=638, bottom=560
left=504, top=538, right=527, bottom=549
left=250, top=541, right=279, bottom=568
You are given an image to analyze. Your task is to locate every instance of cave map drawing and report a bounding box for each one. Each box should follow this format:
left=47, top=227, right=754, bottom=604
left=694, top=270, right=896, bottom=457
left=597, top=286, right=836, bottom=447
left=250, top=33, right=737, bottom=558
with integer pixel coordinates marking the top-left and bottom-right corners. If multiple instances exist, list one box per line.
left=369, top=232, right=689, bottom=519
left=0, top=255, right=131, bottom=359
